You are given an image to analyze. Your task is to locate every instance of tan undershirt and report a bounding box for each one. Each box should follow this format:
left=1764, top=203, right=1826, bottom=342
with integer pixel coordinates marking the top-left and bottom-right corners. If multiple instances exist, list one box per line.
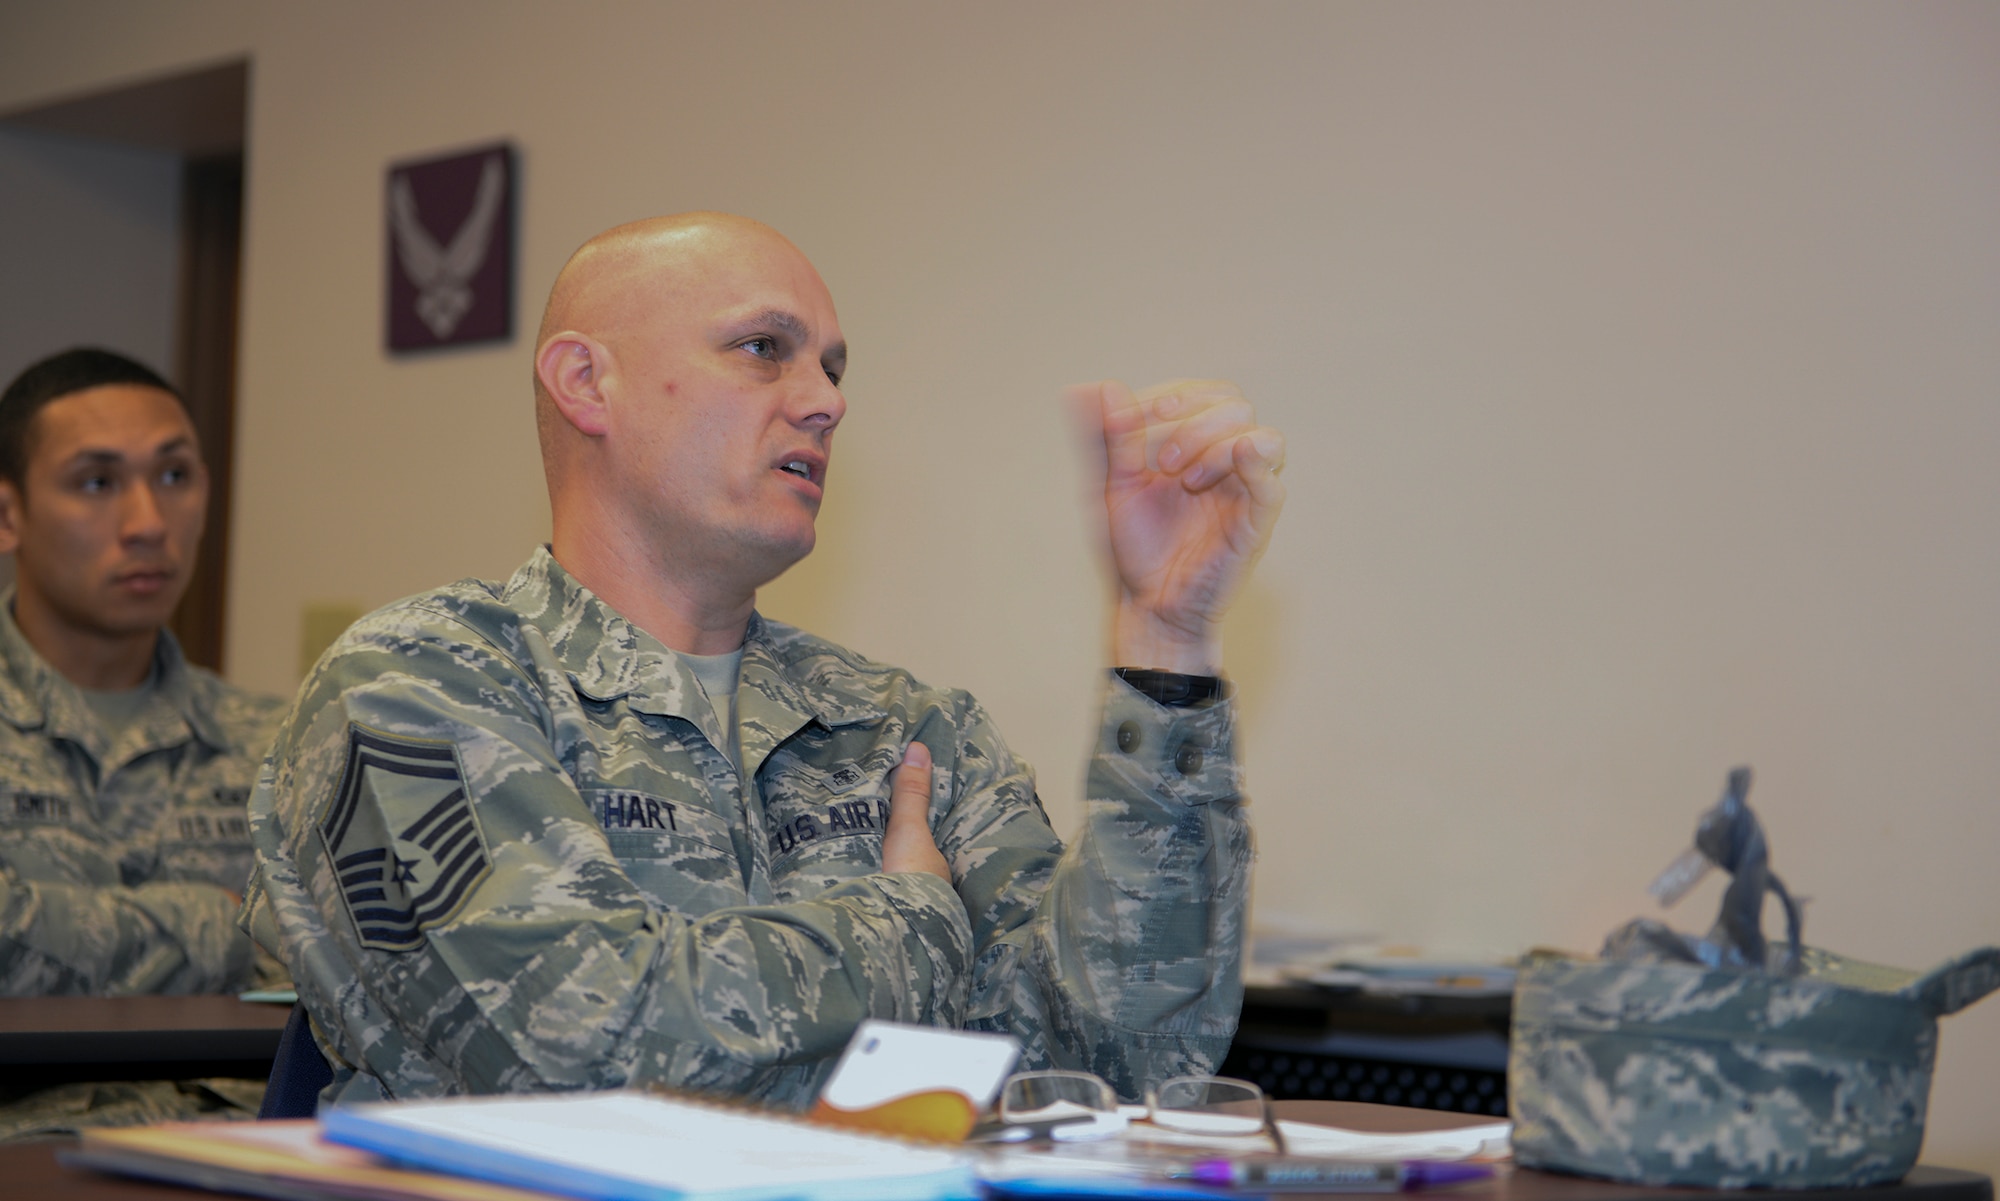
left=680, top=647, right=745, bottom=773
left=79, top=662, right=162, bottom=742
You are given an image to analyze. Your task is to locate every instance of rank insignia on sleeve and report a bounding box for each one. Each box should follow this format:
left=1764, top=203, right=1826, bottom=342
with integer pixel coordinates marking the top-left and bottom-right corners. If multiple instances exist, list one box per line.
left=318, top=725, right=490, bottom=952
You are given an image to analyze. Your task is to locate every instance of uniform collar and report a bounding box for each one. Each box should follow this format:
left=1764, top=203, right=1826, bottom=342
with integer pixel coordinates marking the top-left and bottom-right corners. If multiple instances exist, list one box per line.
left=735, top=614, right=888, bottom=781
left=0, top=587, right=224, bottom=760
left=511, top=548, right=888, bottom=764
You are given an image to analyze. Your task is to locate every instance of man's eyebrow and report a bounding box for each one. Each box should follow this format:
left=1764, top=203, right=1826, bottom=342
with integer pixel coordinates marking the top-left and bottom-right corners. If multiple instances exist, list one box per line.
left=732, top=309, right=812, bottom=344
left=61, top=436, right=197, bottom=468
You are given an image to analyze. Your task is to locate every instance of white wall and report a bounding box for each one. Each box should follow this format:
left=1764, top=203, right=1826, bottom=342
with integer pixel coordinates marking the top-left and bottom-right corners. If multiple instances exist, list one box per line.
left=2, top=1, right=1995, bottom=1173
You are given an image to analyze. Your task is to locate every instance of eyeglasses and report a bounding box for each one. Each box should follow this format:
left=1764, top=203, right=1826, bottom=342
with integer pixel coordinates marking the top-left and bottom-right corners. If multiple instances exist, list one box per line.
left=991, top=1070, right=1124, bottom=1141
left=1145, top=1075, right=1287, bottom=1154
left=1000, top=1070, right=1120, bottom=1122
left=988, top=1070, right=1284, bottom=1152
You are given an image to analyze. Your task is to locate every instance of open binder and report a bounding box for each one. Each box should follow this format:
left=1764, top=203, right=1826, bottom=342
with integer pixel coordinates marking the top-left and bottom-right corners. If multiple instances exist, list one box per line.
left=318, top=1090, right=977, bottom=1201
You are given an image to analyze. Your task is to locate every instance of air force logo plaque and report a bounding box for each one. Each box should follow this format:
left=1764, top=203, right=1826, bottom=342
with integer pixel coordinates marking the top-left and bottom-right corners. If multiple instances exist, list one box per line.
left=320, top=725, right=491, bottom=952
left=385, top=141, right=515, bottom=352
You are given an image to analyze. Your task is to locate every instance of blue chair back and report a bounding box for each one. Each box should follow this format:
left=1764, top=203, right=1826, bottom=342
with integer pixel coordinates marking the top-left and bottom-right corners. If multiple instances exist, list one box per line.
left=259, top=1003, right=334, bottom=1118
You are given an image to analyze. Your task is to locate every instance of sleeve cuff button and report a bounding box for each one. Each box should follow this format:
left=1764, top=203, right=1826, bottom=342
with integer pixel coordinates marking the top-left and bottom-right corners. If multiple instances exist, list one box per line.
left=1173, top=743, right=1204, bottom=776
left=1116, top=721, right=1142, bottom=754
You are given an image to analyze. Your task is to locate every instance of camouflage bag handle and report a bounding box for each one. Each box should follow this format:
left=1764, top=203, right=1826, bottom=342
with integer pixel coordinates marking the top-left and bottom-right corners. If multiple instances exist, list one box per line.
left=1901, top=946, right=2000, bottom=1018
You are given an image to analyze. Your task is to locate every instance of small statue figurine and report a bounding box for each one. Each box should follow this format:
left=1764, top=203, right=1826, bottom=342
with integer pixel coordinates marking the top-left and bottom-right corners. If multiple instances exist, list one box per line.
left=1601, top=766, right=1804, bottom=975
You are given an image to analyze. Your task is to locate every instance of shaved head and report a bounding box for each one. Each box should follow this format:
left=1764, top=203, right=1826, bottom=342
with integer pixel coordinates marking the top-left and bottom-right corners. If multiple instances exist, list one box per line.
left=530, top=211, right=849, bottom=643
left=534, top=213, right=815, bottom=462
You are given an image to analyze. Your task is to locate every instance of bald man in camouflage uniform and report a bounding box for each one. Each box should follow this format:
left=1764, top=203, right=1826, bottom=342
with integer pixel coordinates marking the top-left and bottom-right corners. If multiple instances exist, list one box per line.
left=243, top=213, right=1287, bottom=1109
left=0, top=348, right=285, bottom=1136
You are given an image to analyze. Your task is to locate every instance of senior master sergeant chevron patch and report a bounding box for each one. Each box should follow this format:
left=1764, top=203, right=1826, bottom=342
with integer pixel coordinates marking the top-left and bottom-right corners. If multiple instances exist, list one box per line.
left=318, top=725, right=490, bottom=952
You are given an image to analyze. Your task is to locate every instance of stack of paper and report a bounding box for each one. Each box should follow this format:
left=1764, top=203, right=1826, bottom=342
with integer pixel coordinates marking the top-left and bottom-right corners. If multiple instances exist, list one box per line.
left=66, top=1120, right=556, bottom=1201
left=979, top=1115, right=1511, bottom=1197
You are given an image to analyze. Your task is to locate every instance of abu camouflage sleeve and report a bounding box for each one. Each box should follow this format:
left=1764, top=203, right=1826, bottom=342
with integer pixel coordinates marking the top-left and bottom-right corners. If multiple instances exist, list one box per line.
left=948, top=674, right=1251, bottom=1101
left=0, top=871, right=255, bottom=996
left=258, top=614, right=974, bottom=1099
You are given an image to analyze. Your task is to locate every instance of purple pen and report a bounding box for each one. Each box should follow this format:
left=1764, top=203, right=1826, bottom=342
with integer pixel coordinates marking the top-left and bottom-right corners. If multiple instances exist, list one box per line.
left=1176, top=1158, right=1495, bottom=1192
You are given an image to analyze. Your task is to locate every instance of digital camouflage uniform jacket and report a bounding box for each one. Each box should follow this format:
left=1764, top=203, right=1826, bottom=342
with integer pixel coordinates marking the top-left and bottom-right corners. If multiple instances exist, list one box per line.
left=243, top=548, right=1251, bottom=1108
left=0, top=596, right=285, bottom=995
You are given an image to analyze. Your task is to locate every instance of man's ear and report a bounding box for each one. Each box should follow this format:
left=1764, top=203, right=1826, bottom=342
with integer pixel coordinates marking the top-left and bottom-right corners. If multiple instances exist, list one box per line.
left=0, top=481, right=22, bottom=557
left=536, top=332, right=614, bottom=437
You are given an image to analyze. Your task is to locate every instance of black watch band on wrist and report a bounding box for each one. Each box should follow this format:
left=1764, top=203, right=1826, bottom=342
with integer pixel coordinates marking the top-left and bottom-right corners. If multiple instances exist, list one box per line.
left=1114, top=667, right=1228, bottom=708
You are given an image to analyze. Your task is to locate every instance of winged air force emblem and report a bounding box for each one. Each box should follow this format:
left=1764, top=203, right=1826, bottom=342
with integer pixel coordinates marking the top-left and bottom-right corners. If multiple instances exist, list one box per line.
left=385, top=142, right=515, bottom=351
left=319, top=725, right=490, bottom=952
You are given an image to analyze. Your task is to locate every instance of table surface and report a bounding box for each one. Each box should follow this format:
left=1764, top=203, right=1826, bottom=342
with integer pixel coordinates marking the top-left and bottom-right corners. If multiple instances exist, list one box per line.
left=4, top=1099, right=1990, bottom=1201
left=0, top=994, right=292, bottom=1065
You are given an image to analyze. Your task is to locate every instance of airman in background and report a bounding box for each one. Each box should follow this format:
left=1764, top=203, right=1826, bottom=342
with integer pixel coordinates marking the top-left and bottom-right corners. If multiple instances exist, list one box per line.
left=0, top=347, right=285, bottom=1137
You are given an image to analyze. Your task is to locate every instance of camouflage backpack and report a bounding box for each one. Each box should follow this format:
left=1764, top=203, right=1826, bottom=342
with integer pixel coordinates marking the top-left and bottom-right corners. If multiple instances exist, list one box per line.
left=1509, top=769, right=2000, bottom=1188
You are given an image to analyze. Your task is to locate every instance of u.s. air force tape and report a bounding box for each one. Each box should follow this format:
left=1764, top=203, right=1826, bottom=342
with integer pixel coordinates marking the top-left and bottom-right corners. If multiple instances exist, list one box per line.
left=319, top=725, right=491, bottom=952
